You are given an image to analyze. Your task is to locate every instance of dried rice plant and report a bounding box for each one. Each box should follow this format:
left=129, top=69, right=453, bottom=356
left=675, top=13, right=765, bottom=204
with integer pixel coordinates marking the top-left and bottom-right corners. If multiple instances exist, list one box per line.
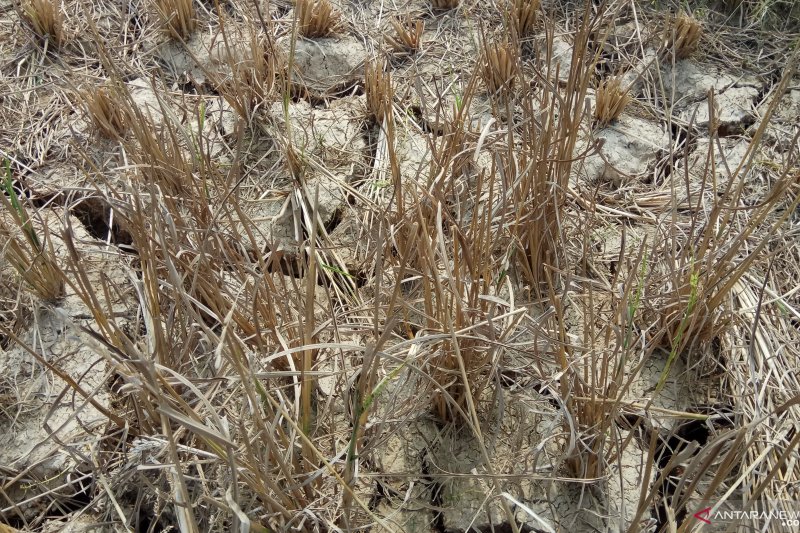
left=219, top=30, right=283, bottom=117
left=593, top=77, right=630, bottom=127
left=385, top=17, right=423, bottom=54
left=365, top=58, right=393, bottom=122
left=82, top=86, right=127, bottom=139
left=430, top=0, right=458, bottom=10
left=667, top=12, right=702, bottom=59
left=1, top=163, right=64, bottom=303
left=155, top=0, right=196, bottom=39
left=510, top=0, right=540, bottom=37
left=481, top=40, right=518, bottom=95
left=296, top=0, right=339, bottom=38
left=21, top=0, right=65, bottom=47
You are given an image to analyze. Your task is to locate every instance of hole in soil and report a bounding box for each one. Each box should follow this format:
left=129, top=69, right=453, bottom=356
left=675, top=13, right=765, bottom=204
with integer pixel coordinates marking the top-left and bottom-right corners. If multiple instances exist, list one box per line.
left=291, top=81, right=365, bottom=107
left=671, top=122, right=689, bottom=150
left=421, top=450, right=446, bottom=533
left=70, top=197, right=134, bottom=248
left=353, top=268, right=369, bottom=289
left=359, top=123, right=381, bottom=187
left=21, top=471, right=95, bottom=520
left=528, top=381, right=560, bottom=409
left=654, top=420, right=710, bottom=472
left=654, top=122, right=695, bottom=186
left=2, top=177, right=30, bottom=203
left=650, top=407, right=733, bottom=530
left=176, top=78, right=198, bottom=95
left=327, top=80, right=365, bottom=99
left=315, top=261, right=367, bottom=291
left=198, top=0, right=234, bottom=15
left=498, top=367, right=525, bottom=387
left=324, top=207, right=344, bottom=234
left=1, top=165, right=57, bottom=208
left=132, top=498, right=175, bottom=533
left=263, top=247, right=305, bottom=278
left=653, top=428, right=692, bottom=529
left=615, top=412, right=648, bottom=432
left=673, top=418, right=712, bottom=448
left=125, top=5, right=146, bottom=44
left=62, top=472, right=94, bottom=510
left=406, top=105, right=445, bottom=136
left=716, top=118, right=754, bottom=138
left=274, top=2, right=291, bottom=17
left=754, top=70, right=782, bottom=108
left=593, top=50, right=621, bottom=79
left=290, top=83, right=312, bottom=103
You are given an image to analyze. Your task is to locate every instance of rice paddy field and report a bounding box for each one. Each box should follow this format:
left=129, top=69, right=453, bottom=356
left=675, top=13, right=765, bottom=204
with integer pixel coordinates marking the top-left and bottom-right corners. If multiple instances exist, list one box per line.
left=1, top=0, right=799, bottom=531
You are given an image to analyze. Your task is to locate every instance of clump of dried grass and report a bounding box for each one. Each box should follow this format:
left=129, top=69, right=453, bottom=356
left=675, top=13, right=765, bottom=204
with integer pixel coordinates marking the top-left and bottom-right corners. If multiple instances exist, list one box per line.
left=7, top=0, right=799, bottom=528
left=667, top=12, right=702, bottom=59
left=218, top=29, right=283, bottom=117
left=296, top=0, right=339, bottom=38
left=0, top=230, right=64, bottom=303
left=155, top=0, right=196, bottom=39
left=645, top=77, right=800, bottom=354
left=510, top=0, right=540, bottom=37
left=430, top=0, right=458, bottom=10
left=593, top=76, right=630, bottom=127
left=365, top=58, right=393, bottom=123
left=21, top=0, right=65, bottom=47
left=110, top=81, right=200, bottom=197
left=0, top=162, right=64, bottom=303
left=82, top=86, right=127, bottom=139
left=481, top=40, right=518, bottom=96
left=385, top=17, right=424, bottom=55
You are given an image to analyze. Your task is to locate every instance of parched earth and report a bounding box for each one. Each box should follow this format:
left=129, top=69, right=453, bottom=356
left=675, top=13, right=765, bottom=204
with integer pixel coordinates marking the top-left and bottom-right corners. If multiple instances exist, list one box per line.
left=1, top=0, right=799, bottom=531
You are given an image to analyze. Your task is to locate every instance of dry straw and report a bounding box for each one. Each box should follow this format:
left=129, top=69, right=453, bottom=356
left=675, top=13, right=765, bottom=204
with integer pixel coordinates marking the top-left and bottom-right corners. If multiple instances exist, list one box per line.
left=296, top=0, right=339, bottom=38
left=386, top=17, right=424, bottom=54
left=218, top=29, right=283, bottom=117
left=365, top=58, right=393, bottom=122
left=5, top=0, right=799, bottom=528
left=481, top=40, right=518, bottom=95
left=430, top=0, right=458, bottom=10
left=668, top=12, right=702, bottom=59
left=594, top=77, right=630, bottom=127
left=510, top=0, right=540, bottom=37
left=155, top=0, right=196, bottom=39
left=1, top=163, right=64, bottom=303
left=82, top=86, right=127, bottom=139
left=21, top=0, right=65, bottom=47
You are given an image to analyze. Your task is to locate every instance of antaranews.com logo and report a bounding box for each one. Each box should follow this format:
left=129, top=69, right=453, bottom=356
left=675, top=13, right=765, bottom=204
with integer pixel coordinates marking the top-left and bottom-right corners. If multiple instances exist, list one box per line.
left=692, top=501, right=800, bottom=530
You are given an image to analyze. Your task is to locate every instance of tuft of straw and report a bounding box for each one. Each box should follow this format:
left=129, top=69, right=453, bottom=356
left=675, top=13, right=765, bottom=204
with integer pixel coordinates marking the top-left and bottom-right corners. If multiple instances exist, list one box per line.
left=296, top=0, right=339, bottom=38
left=365, top=58, right=393, bottom=123
left=481, top=40, right=518, bottom=96
left=155, top=0, right=196, bottom=39
left=21, top=0, right=65, bottom=47
left=667, top=12, right=702, bottom=59
left=217, top=29, right=283, bottom=117
left=593, top=77, right=630, bottom=127
left=510, top=0, right=540, bottom=37
left=385, top=17, right=424, bottom=55
left=82, top=86, right=127, bottom=139
left=0, top=162, right=64, bottom=303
